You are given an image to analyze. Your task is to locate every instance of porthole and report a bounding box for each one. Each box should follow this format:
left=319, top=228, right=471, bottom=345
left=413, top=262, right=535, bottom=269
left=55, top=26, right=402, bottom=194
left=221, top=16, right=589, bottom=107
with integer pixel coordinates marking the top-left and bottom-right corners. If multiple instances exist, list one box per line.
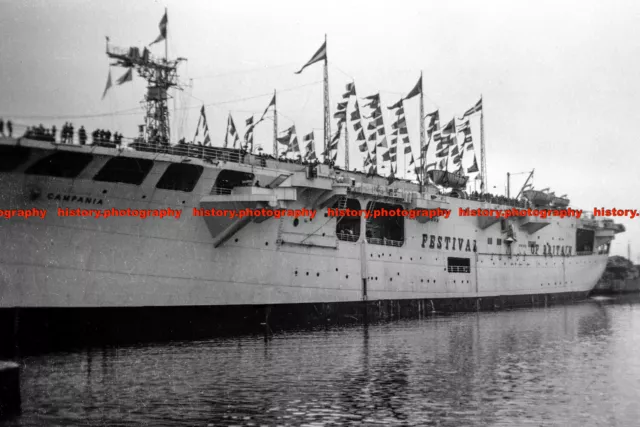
left=293, top=218, right=299, bottom=227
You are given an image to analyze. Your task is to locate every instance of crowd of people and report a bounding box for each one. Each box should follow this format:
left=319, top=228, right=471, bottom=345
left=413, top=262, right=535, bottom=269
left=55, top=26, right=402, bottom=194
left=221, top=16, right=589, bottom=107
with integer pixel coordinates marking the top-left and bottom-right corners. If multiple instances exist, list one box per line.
left=23, top=124, right=56, bottom=142
left=468, top=191, right=528, bottom=207
left=0, top=118, right=127, bottom=147
left=91, top=129, right=124, bottom=146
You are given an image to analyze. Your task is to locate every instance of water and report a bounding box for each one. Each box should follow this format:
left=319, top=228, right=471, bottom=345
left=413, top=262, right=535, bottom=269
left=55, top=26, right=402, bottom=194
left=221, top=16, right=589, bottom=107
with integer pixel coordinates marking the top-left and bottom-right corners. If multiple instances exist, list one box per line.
left=4, top=296, right=640, bottom=426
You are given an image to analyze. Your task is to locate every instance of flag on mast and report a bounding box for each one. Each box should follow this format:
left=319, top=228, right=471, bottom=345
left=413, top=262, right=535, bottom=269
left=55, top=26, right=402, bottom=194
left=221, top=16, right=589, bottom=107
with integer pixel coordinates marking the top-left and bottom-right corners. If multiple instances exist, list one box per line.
left=150, top=11, right=168, bottom=45
left=101, top=69, right=113, bottom=100
left=224, top=114, right=240, bottom=148
left=193, top=105, right=211, bottom=146
left=404, top=75, right=422, bottom=100
left=116, top=68, right=133, bottom=85
left=258, top=93, right=276, bottom=123
left=463, top=98, right=483, bottom=117
left=294, top=41, right=327, bottom=74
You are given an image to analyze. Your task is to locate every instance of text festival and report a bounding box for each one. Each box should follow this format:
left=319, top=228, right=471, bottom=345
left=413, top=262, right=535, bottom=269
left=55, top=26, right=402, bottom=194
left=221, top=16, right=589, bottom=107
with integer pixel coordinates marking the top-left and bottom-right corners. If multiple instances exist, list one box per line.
left=421, top=233, right=572, bottom=256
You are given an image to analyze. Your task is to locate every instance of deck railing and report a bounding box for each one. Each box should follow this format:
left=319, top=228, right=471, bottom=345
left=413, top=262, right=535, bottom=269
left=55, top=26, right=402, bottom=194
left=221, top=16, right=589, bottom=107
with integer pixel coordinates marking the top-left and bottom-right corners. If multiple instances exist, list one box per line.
left=447, top=265, right=471, bottom=273
left=336, top=233, right=360, bottom=242
left=367, top=237, right=404, bottom=247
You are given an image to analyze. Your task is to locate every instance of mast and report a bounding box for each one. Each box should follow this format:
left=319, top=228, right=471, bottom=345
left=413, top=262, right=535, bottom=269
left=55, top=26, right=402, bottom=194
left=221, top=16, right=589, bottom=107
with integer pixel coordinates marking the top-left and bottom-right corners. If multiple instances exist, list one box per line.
left=419, top=71, right=425, bottom=193
left=344, top=112, right=349, bottom=171
left=164, top=7, right=169, bottom=143
left=480, top=94, right=487, bottom=193
left=323, top=34, right=331, bottom=159
left=273, top=90, right=278, bottom=157
left=105, top=9, right=184, bottom=146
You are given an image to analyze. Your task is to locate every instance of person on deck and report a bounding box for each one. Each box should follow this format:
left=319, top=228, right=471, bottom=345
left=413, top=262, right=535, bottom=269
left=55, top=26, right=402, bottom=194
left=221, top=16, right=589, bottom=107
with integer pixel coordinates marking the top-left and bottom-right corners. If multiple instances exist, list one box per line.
left=78, top=126, right=87, bottom=145
left=7, top=120, right=12, bottom=137
left=0, top=118, right=4, bottom=137
left=52, top=125, right=57, bottom=142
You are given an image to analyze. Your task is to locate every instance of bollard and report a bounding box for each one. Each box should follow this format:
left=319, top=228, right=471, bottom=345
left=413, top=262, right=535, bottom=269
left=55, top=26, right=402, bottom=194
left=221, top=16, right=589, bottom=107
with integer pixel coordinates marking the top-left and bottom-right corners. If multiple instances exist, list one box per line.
left=0, top=361, right=21, bottom=419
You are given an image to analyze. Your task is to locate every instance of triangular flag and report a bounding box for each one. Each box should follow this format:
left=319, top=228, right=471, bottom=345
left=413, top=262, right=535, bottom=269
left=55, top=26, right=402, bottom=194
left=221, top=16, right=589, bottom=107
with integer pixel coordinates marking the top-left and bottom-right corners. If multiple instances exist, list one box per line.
left=404, top=76, right=422, bottom=100
left=101, top=69, right=113, bottom=100
left=258, top=92, right=276, bottom=123
left=295, top=41, right=327, bottom=74
left=463, top=98, right=482, bottom=117
left=116, top=68, right=133, bottom=85
left=150, top=11, right=168, bottom=45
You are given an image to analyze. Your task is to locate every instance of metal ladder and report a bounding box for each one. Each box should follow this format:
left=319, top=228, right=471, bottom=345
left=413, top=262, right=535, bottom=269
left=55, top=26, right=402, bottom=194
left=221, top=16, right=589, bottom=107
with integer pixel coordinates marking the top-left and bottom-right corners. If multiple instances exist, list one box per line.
left=276, top=216, right=285, bottom=246
left=334, top=196, right=348, bottom=211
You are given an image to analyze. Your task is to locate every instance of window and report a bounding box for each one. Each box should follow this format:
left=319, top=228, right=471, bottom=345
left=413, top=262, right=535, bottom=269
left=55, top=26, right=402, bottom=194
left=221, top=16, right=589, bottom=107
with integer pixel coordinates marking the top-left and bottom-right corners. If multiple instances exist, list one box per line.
left=497, top=238, right=502, bottom=245
left=25, top=151, right=93, bottom=178
left=336, top=198, right=361, bottom=242
left=156, top=163, right=203, bottom=192
left=94, top=157, right=153, bottom=185
left=0, top=146, right=30, bottom=172
left=487, top=237, right=493, bottom=245
left=213, top=169, right=255, bottom=194
left=365, top=201, right=404, bottom=247
left=447, top=257, right=471, bottom=273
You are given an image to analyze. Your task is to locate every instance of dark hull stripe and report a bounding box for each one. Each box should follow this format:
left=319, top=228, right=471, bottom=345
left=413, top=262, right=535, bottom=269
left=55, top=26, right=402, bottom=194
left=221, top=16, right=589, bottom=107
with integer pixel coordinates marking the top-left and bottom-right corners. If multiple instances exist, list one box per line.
left=0, top=290, right=590, bottom=357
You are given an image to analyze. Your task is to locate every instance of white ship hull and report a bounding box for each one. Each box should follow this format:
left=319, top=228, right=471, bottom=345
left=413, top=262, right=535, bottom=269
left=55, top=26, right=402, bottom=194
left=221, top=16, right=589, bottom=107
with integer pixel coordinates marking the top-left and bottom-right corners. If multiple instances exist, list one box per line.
left=0, top=138, right=622, bottom=353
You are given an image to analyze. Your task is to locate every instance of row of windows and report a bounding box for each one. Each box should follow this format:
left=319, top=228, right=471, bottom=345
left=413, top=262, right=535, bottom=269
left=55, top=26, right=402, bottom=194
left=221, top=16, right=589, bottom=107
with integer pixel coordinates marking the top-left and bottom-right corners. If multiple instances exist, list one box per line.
left=20, top=151, right=203, bottom=192
left=487, top=237, right=502, bottom=245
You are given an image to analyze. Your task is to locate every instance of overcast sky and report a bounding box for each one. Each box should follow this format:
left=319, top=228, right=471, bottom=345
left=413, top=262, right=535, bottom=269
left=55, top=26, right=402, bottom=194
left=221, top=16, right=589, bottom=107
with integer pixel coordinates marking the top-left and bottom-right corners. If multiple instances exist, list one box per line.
left=1, top=0, right=638, bottom=257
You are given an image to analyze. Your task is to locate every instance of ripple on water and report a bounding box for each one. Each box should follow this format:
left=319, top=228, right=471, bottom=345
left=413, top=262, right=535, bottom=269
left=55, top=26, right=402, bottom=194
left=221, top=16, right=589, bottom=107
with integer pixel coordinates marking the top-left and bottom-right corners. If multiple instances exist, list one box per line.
left=7, top=298, right=640, bottom=426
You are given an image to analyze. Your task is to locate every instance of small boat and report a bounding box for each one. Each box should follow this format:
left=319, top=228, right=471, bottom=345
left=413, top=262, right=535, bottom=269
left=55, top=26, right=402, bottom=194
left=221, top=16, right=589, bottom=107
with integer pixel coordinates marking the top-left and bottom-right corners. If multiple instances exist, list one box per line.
left=551, top=196, right=570, bottom=208
left=523, top=189, right=553, bottom=206
left=427, top=170, right=469, bottom=189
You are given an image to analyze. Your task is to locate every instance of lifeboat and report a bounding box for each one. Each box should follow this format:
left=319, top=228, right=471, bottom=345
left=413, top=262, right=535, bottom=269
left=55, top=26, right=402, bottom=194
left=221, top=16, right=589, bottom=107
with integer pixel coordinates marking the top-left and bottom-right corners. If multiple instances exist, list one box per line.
left=523, top=189, right=553, bottom=206
left=551, top=196, right=570, bottom=208
left=427, top=170, right=468, bottom=189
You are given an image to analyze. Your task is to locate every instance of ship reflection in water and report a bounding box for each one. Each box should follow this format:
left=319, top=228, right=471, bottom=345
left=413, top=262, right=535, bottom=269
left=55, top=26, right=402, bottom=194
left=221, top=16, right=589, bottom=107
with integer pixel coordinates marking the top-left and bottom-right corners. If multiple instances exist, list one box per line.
left=11, top=296, right=640, bottom=426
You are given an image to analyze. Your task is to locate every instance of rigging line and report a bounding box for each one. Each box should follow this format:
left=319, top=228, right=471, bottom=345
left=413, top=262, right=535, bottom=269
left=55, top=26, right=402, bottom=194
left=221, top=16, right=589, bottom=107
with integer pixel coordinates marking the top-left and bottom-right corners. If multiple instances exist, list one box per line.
left=178, top=80, right=323, bottom=111
left=190, top=62, right=299, bottom=80
left=2, top=106, right=145, bottom=121
left=332, top=64, right=354, bottom=81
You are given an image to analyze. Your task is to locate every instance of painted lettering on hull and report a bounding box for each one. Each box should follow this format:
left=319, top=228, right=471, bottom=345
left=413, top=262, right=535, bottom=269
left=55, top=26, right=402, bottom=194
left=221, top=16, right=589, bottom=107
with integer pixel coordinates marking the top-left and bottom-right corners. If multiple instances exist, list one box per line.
left=47, top=193, right=104, bottom=205
left=422, top=234, right=476, bottom=252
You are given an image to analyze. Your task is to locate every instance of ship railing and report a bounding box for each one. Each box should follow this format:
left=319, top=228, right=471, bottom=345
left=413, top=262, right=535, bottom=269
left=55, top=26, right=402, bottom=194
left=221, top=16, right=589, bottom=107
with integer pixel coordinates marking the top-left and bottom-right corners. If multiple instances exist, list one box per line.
left=209, top=187, right=233, bottom=195
left=129, top=142, right=249, bottom=165
left=447, top=266, right=470, bottom=273
left=576, top=251, right=595, bottom=256
left=367, top=237, right=404, bottom=247
left=349, top=182, right=408, bottom=199
left=336, top=233, right=359, bottom=242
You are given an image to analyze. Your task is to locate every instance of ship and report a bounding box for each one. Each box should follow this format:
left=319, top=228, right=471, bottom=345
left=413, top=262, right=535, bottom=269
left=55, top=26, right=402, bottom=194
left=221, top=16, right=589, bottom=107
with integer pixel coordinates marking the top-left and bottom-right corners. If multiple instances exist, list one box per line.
left=0, top=12, right=625, bottom=354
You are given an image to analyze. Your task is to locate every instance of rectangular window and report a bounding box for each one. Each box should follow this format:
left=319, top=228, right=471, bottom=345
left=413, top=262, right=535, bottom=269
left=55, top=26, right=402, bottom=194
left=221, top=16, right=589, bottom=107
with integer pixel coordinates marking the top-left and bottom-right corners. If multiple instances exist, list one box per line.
left=25, top=151, right=93, bottom=178
left=497, top=238, right=502, bottom=245
left=156, top=163, right=203, bottom=192
left=0, top=146, right=30, bottom=172
left=447, top=257, right=471, bottom=273
left=487, top=237, right=493, bottom=245
left=94, top=157, right=153, bottom=185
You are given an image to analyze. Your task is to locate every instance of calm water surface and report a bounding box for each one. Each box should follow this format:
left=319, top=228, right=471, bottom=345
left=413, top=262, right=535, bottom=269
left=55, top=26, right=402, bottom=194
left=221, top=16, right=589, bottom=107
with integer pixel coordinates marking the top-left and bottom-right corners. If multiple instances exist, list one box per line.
left=4, top=296, right=640, bottom=426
